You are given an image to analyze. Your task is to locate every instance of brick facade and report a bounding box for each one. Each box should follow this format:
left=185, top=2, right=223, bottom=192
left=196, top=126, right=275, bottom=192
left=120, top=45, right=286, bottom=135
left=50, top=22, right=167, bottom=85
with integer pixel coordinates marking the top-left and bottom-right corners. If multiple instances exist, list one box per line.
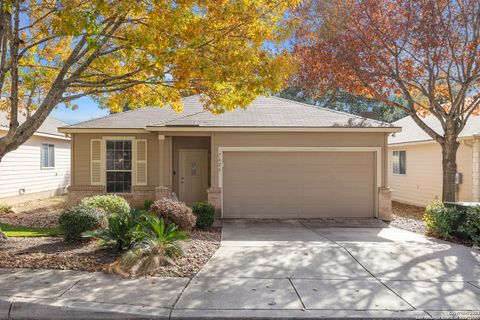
left=378, top=187, right=392, bottom=221
left=207, top=187, right=222, bottom=218
left=68, top=185, right=156, bottom=208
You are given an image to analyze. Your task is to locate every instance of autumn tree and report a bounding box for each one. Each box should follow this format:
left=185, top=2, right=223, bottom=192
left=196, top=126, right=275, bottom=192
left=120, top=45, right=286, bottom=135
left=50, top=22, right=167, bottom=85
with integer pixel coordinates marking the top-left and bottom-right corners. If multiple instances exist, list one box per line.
left=0, top=0, right=298, bottom=162
left=294, top=0, right=480, bottom=202
left=279, top=87, right=407, bottom=122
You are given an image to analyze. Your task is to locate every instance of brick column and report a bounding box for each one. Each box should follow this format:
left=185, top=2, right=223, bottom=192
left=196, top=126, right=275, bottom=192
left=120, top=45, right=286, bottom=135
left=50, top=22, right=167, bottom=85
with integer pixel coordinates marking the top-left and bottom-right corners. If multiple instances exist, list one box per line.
left=207, top=187, right=222, bottom=218
left=472, top=139, right=480, bottom=202
left=378, top=187, right=392, bottom=221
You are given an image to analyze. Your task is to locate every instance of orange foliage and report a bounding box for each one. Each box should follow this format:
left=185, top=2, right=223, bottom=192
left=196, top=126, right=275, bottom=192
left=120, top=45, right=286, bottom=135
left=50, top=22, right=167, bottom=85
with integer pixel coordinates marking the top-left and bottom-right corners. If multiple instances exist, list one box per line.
left=294, top=0, right=480, bottom=118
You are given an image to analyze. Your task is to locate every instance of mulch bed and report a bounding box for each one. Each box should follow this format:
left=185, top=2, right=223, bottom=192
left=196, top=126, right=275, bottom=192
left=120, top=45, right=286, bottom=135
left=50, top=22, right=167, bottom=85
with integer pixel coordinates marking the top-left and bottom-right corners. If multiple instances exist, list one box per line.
left=0, top=228, right=221, bottom=278
left=0, top=196, right=67, bottom=228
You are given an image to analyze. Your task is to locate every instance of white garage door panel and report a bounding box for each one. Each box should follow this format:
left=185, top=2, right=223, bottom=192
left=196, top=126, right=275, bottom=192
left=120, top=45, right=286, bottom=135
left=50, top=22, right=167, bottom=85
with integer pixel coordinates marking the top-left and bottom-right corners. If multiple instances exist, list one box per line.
left=223, top=152, right=375, bottom=218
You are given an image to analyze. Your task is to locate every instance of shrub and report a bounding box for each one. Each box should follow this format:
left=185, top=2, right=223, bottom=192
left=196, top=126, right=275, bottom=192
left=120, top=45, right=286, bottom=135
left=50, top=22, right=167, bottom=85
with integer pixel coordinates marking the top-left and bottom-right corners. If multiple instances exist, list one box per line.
left=59, top=206, right=105, bottom=242
left=423, top=202, right=462, bottom=239
left=460, top=206, right=480, bottom=246
left=192, top=202, right=215, bottom=228
left=0, top=204, right=12, bottom=214
left=80, top=195, right=130, bottom=216
left=150, top=198, right=196, bottom=230
left=143, top=199, right=154, bottom=212
left=116, top=216, right=189, bottom=277
left=82, top=209, right=145, bottom=252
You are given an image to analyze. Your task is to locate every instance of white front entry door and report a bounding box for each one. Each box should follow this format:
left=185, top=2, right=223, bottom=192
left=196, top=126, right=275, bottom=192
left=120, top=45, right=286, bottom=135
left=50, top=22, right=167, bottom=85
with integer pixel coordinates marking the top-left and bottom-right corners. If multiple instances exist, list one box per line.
left=179, top=149, right=208, bottom=205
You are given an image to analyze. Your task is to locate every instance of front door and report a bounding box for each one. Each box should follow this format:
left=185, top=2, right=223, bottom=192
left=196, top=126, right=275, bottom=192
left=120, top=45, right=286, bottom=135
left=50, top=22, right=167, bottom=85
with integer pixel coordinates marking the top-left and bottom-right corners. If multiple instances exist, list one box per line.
left=179, top=149, right=208, bottom=205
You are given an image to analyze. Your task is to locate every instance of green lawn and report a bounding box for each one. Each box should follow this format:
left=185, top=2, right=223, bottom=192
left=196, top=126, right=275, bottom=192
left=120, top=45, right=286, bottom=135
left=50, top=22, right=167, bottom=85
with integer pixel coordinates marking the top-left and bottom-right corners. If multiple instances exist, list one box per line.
left=0, top=224, right=63, bottom=237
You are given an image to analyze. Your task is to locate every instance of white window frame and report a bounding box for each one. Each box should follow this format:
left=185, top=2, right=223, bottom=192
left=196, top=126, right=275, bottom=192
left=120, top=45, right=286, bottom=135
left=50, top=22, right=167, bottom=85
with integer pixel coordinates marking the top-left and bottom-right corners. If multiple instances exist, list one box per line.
left=392, top=150, right=406, bottom=175
left=41, top=143, right=55, bottom=169
left=103, top=136, right=136, bottom=194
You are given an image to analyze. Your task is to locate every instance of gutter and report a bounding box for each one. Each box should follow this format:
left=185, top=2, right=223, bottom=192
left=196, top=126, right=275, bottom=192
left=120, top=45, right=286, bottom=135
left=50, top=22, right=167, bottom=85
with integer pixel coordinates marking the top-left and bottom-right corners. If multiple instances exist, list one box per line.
left=59, top=126, right=401, bottom=134
left=0, top=127, right=70, bottom=140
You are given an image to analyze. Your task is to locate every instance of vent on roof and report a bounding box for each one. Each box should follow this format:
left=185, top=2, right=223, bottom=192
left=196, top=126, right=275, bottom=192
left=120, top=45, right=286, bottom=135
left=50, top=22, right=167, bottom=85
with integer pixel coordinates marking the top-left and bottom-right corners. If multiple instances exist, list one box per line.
left=359, top=111, right=379, bottom=120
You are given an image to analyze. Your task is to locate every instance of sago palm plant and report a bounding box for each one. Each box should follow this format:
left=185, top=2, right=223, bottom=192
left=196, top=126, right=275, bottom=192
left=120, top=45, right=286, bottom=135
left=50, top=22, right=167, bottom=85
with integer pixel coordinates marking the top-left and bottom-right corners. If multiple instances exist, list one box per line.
left=82, top=209, right=145, bottom=252
left=117, top=216, right=190, bottom=277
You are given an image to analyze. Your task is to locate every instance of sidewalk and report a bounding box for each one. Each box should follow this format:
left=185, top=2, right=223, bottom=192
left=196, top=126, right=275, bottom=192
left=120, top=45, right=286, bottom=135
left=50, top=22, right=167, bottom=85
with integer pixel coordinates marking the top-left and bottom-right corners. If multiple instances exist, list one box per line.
left=1, top=267, right=479, bottom=320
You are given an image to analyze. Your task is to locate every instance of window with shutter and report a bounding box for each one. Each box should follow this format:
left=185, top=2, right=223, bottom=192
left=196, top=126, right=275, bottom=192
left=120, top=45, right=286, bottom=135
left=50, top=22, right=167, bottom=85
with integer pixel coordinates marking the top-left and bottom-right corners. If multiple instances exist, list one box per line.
left=91, top=139, right=103, bottom=185
left=135, top=139, right=147, bottom=185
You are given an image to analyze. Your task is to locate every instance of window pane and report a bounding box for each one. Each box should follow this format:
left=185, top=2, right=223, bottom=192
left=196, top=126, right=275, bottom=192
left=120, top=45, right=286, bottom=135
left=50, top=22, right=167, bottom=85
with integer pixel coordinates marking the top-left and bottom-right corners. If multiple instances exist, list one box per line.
left=114, top=140, right=123, bottom=150
left=393, top=151, right=406, bottom=174
left=392, top=151, right=399, bottom=174
left=41, top=144, right=54, bottom=168
left=399, top=151, right=406, bottom=174
left=49, top=145, right=55, bottom=167
left=114, top=151, right=124, bottom=170
left=105, top=171, right=132, bottom=193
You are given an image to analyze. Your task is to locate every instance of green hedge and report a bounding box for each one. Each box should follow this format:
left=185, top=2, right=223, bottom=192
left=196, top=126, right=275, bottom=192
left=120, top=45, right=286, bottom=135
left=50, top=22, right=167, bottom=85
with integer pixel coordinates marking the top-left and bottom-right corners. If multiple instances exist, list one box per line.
left=460, top=206, right=480, bottom=246
left=192, top=202, right=215, bottom=228
left=423, top=201, right=480, bottom=245
left=59, top=206, right=106, bottom=242
left=80, top=195, right=130, bottom=216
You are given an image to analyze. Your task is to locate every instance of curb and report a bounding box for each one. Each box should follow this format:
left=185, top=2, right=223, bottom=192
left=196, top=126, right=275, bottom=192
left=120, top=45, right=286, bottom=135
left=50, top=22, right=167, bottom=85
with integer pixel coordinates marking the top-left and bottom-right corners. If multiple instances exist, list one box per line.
left=1, top=296, right=169, bottom=320
left=170, top=309, right=431, bottom=320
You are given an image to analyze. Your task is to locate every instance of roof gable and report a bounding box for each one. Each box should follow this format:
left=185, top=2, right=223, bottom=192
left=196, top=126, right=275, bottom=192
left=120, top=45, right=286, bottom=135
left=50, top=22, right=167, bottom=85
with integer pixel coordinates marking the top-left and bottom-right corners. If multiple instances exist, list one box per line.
left=0, top=111, right=68, bottom=138
left=388, top=114, right=480, bottom=145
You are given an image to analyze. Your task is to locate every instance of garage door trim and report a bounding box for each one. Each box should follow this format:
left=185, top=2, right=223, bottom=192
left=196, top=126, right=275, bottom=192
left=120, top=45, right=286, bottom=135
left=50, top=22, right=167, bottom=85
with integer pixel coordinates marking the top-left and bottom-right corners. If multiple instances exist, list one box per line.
left=218, top=147, right=382, bottom=218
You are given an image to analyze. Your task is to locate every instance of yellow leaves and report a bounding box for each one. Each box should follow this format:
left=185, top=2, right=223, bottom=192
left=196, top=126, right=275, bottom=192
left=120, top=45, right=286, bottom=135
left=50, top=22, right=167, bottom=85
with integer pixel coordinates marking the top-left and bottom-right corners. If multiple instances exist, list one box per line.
left=7, top=0, right=298, bottom=117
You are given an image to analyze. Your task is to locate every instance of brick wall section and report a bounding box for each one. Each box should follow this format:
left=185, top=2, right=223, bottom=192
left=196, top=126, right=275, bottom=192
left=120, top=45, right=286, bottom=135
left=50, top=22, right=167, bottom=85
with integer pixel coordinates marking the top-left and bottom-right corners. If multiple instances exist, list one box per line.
left=378, top=187, right=392, bottom=221
left=207, top=187, right=222, bottom=218
left=155, top=186, right=175, bottom=200
left=67, top=185, right=105, bottom=206
left=473, top=139, right=480, bottom=202
left=68, top=185, right=156, bottom=208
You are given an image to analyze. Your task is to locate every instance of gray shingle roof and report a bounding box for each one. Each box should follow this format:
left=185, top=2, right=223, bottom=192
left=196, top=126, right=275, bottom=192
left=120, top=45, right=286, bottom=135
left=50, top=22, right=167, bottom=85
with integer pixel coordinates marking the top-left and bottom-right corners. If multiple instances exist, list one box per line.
left=0, top=111, right=68, bottom=137
left=388, top=115, right=480, bottom=145
left=63, top=95, right=396, bottom=130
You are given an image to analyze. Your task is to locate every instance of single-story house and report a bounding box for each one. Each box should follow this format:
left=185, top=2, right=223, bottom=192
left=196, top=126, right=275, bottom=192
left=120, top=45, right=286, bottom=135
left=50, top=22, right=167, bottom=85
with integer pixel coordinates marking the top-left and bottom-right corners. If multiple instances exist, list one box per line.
left=388, top=115, right=480, bottom=207
left=59, top=96, right=400, bottom=220
left=0, top=112, right=70, bottom=205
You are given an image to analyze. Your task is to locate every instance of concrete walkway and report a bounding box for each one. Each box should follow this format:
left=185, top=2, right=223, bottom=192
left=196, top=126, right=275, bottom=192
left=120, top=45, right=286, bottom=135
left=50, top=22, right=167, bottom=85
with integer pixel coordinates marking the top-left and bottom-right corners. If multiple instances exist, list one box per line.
left=1, top=219, right=480, bottom=319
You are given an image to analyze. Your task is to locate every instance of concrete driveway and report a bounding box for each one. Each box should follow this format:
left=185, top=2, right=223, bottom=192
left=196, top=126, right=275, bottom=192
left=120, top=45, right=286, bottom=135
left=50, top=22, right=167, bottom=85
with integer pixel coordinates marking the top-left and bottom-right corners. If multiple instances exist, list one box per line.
left=175, top=219, right=480, bottom=319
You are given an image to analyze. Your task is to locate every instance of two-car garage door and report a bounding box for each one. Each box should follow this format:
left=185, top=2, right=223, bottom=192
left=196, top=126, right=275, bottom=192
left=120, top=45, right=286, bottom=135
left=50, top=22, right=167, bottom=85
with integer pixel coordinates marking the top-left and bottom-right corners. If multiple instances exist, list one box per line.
left=222, top=151, right=375, bottom=218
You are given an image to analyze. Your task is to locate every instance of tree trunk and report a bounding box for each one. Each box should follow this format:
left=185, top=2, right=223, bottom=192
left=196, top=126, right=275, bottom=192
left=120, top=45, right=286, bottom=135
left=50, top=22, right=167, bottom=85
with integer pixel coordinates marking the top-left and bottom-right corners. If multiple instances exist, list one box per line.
left=441, top=133, right=460, bottom=202
left=0, top=227, right=6, bottom=240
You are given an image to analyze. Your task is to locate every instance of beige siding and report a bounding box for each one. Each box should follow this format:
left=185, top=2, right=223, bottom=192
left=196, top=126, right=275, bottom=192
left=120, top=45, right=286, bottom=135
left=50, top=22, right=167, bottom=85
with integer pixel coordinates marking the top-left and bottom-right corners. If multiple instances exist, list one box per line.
left=388, top=141, right=473, bottom=206
left=211, top=132, right=388, bottom=188
left=0, top=135, right=70, bottom=203
left=72, top=133, right=160, bottom=187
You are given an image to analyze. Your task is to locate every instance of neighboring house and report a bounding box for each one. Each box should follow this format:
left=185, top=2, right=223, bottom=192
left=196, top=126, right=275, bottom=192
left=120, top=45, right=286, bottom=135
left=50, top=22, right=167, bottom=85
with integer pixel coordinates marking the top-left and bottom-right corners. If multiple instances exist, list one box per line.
left=388, top=115, right=480, bottom=207
left=59, top=96, right=399, bottom=220
left=0, top=112, right=70, bottom=205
